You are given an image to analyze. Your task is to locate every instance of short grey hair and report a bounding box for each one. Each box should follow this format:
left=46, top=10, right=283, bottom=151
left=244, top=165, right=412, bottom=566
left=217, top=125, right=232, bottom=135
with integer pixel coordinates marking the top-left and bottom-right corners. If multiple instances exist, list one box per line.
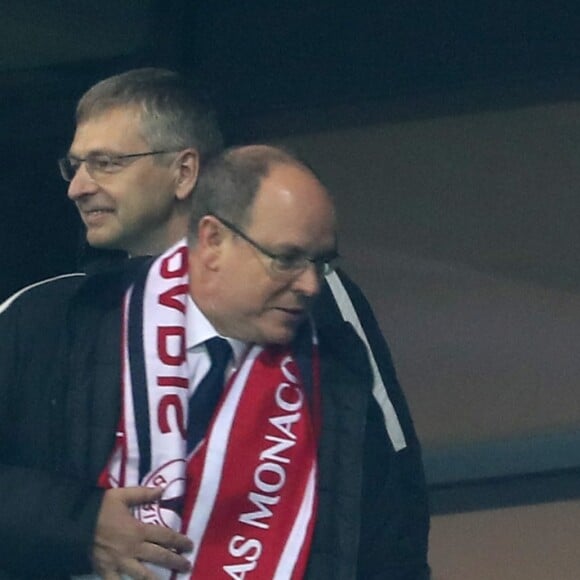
left=76, top=68, right=223, bottom=160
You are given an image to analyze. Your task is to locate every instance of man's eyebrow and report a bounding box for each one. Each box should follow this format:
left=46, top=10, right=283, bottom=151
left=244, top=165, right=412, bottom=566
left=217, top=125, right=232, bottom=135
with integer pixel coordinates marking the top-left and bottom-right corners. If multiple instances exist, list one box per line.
left=271, top=243, right=339, bottom=259
left=67, top=148, right=119, bottom=158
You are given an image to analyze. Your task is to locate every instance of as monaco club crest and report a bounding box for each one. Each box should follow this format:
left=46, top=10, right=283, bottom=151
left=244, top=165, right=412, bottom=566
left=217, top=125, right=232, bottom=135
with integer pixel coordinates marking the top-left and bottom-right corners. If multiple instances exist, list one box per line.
left=136, top=459, right=186, bottom=529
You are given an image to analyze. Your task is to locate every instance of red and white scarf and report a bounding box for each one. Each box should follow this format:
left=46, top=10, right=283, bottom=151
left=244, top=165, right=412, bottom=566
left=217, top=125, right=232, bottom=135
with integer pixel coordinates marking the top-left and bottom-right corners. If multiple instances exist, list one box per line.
left=102, top=241, right=321, bottom=579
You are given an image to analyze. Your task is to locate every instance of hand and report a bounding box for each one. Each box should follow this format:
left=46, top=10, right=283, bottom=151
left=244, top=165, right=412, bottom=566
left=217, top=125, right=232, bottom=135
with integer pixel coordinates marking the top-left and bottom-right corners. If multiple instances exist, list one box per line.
left=92, top=486, right=193, bottom=580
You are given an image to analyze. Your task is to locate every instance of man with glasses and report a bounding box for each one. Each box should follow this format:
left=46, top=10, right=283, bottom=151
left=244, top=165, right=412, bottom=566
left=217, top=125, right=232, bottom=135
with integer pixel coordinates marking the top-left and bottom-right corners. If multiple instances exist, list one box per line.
left=58, top=69, right=222, bottom=258
left=128, top=145, right=340, bottom=577
left=0, top=70, right=429, bottom=578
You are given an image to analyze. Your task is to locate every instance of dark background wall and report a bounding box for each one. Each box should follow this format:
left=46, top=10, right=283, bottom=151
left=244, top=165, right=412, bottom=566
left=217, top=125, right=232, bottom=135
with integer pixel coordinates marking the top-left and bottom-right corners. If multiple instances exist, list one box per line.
left=2, top=0, right=580, bottom=301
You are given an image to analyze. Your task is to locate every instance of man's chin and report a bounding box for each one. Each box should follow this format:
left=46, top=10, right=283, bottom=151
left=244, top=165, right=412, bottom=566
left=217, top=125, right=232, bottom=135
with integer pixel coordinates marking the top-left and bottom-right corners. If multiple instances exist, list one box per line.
left=260, top=324, right=300, bottom=346
left=85, top=233, right=121, bottom=252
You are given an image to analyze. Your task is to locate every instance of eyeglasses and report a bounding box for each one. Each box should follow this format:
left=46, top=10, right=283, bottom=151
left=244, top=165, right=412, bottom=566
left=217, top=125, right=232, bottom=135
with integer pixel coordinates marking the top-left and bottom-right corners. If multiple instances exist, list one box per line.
left=211, top=214, right=339, bottom=278
left=58, top=150, right=179, bottom=182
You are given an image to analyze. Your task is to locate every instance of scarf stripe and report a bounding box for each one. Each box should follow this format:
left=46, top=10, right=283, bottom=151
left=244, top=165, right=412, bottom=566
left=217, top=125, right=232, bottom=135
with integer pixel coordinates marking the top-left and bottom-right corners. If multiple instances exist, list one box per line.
left=127, top=269, right=152, bottom=480
left=273, top=465, right=317, bottom=579
left=181, top=347, right=258, bottom=560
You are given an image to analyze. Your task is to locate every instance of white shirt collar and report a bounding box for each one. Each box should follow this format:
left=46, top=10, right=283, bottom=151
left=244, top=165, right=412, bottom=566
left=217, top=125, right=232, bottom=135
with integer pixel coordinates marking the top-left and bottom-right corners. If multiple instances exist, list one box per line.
left=186, top=295, right=248, bottom=367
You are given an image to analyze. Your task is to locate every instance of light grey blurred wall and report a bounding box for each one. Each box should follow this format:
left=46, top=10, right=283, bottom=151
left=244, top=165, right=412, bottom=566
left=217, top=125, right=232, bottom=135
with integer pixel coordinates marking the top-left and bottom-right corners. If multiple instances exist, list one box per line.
left=276, top=100, right=580, bottom=452
left=276, top=98, right=580, bottom=579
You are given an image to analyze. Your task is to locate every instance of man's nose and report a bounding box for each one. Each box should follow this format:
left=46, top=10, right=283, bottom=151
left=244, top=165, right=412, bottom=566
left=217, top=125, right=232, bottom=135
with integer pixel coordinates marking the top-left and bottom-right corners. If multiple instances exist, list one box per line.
left=291, top=262, right=322, bottom=298
left=67, top=162, right=98, bottom=200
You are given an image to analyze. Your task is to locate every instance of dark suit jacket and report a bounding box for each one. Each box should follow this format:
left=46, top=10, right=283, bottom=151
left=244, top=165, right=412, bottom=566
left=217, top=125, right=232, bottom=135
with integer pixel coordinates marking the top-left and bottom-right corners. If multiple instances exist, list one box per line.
left=0, top=264, right=429, bottom=579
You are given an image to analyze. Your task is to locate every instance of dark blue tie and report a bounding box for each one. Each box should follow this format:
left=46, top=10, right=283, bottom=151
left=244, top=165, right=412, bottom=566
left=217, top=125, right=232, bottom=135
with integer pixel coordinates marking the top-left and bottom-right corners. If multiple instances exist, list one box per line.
left=187, top=337, right=232, bottom=452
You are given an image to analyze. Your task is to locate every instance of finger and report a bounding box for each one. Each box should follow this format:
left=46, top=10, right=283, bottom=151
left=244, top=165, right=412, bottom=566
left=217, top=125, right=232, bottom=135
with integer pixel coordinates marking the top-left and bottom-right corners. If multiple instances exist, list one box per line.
left=93, top=547, right=121, bottom=579
left=115, top=485, right=164, bottom=508
left=143, top=525, right=193, bottom=553
left=136, top=542, right=192, bottom=573
left=101, top=572, right=122, bottom=580
left=119, top=557, right=159, bottom=580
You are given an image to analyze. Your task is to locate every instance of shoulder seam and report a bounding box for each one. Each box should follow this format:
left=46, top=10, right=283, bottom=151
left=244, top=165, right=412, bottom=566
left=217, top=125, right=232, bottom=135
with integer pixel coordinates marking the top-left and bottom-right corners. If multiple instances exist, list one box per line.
left=0, top=273, right=86, bottom=314
left=325, top=271, right=407, bottom=451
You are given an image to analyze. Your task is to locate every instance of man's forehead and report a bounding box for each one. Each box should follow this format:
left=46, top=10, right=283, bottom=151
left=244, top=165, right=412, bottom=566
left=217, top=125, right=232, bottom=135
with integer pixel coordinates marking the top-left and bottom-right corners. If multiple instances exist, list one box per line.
left=248, top=163, right=336, bottom=245
left=71, top=106, right=146, bottom=152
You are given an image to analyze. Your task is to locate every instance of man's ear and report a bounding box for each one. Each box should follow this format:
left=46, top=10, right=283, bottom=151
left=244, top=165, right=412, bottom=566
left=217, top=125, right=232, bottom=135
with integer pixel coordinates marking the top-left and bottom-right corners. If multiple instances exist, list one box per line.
left=175, top=148, right=200, bottom=201
left=196, top=216, right=226, bottom=270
